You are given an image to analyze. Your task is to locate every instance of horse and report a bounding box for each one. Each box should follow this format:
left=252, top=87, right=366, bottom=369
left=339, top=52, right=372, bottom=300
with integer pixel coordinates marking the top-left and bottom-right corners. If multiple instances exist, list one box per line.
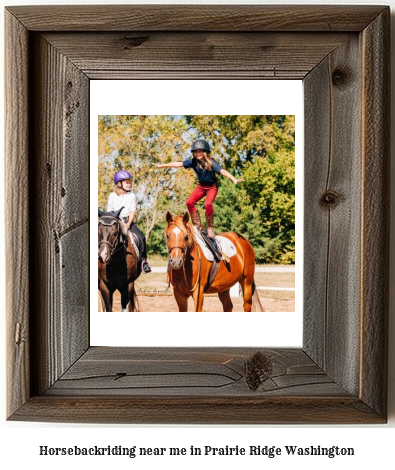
left=165, top=211, right=263, bottom=312
left=98, top=207, right=140, bottom=312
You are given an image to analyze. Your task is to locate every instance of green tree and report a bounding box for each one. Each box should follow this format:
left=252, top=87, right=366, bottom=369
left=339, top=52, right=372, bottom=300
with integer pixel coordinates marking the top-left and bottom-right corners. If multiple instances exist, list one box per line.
left=239, top=148, right=295, bottom=263
left=185, top=115, right=294, bottom=171
left=185, top=115, right=295, bottom=263
left=98, top=115, right=195, bottom=242
left=98, top=114, right=295, bottom=263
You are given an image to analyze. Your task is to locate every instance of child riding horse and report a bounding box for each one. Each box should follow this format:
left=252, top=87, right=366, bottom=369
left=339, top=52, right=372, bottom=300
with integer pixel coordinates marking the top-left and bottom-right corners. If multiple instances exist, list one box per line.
left=154, top=139, right=243, bottom=238
left=164, top=211, right=262, bottom=312
left=107, top=170, right=151, bottom=273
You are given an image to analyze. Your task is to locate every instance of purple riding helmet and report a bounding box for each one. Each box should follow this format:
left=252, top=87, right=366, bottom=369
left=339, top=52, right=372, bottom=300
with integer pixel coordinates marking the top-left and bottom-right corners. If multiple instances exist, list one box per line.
left=114, top=170, right=131, bottom=184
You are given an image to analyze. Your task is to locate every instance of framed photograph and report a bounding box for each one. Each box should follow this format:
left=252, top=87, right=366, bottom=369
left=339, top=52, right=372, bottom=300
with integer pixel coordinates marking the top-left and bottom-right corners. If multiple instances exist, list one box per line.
left=92, top=82, right=302, bottom=348
left=5, top=5, right=389, bottom=423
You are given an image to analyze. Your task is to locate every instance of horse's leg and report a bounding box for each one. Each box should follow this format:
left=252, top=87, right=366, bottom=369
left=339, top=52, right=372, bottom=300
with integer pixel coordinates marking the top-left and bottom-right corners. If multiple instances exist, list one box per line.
left=192, top=286, right=205, bottom=312
left=174, top=288, right=188, bottom=312
left=241, top=277, right=253, bottom=312
left=127, top=282, right=138, bottom=312
left=98, top=291, right=105, bottom=312
left=218, top=289, right=233, bottom=312
left=99, top=280, right=112, bottom=312
left=120, top=285, right=129, bottom=312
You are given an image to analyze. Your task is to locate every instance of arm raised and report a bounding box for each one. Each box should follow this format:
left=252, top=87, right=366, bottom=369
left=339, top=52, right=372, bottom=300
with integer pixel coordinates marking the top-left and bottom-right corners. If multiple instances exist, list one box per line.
left=220, top=169, right=244, bottom=184
left=154, top=162, right=183, bottom=168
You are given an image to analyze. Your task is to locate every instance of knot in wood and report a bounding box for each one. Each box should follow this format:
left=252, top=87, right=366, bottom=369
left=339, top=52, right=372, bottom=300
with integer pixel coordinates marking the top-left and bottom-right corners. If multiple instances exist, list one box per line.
left=321, top=190, right=340, bottom=207
left=114, top=372, right=127, bottom=381
left=15, top=322, right=22, bottom=345
left=123, top=35, right=149, bottom=49
left=332, top=68, right=348, bottom=87
left=246, top=351, right=273, bottom=391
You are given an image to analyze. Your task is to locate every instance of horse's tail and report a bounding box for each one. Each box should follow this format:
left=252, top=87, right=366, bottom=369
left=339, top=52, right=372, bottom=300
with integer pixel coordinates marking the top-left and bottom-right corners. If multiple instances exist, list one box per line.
left=251, top=280, right=264, bottom=312
left=129, top=283, right=139, bottom=312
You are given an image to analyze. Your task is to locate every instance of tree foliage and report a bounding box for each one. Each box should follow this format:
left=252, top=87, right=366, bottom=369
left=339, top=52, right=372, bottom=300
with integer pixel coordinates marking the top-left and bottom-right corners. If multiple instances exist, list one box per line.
left=98, top=115, right=195, bottom=241
left=98, top=115, right=295, bottom=264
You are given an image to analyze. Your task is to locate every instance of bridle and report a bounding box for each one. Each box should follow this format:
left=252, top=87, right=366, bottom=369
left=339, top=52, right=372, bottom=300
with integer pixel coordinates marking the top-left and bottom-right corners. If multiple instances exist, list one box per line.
left=98, top=216, right=125, bottom=257
left=166, top=222, right=189, bottom=254
left=166, top=221, right=201, bottom=292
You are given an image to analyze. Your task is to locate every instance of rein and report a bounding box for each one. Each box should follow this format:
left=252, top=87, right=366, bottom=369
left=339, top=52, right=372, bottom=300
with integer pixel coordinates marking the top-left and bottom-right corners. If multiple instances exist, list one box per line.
left=98, top=216, right=126, bottom=257
left=167, top=222, right=201, bottom=292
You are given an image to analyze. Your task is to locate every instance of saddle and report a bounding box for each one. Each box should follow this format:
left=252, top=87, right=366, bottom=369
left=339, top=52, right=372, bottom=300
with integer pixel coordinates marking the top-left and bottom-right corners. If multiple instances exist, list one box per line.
left=200, top=231, right=222, bottom=262
left=199, top=231, right=223, bottom=293
left=128, top=230, right=144, bottom=258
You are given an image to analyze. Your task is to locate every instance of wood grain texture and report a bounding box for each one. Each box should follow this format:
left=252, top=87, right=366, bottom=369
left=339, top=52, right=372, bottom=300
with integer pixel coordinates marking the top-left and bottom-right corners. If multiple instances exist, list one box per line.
left=29, top=34, right=90, bottom=395
left=360, top=9, right=390, bottom=418
left=5, top=5, right=389, bottom=424
left=9, top=396, right=383, bottom=425
left=42, top=32, right=349, bottom=80
left=5, top=5, right=386, bottom=32
left=303, top=57, right=331, bottom=370
left=46, top=347, right=345, bottom=397
left=5, top=10, right=30, bottom=418
left=304, top=35, right=362, bottom=395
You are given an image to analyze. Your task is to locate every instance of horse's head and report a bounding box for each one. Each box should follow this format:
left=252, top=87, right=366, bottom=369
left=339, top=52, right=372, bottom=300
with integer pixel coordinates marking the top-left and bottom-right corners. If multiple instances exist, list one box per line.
left=165, top=211, right=194, bottom=270
left=98, top=208, right=127, bottom=264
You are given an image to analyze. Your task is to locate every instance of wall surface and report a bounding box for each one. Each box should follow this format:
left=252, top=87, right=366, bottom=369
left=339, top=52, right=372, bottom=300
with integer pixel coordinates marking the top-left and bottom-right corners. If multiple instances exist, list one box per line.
left=0, top=0, right=393, bottom=469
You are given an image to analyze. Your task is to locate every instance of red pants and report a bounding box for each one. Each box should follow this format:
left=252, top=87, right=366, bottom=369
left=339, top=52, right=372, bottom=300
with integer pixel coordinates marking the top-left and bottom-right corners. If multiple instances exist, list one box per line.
left=186, top=183, right=218, bottom=216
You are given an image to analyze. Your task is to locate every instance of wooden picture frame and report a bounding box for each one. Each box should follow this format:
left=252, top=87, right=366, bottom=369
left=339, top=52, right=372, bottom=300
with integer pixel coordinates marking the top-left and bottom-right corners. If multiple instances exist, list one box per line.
left=5, top=5, right=389, bottom=424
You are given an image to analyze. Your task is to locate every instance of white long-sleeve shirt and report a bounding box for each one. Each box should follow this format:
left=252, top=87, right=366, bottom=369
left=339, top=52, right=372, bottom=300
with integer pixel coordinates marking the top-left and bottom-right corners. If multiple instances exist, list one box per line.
left=107, top=192, right=137, bottom=219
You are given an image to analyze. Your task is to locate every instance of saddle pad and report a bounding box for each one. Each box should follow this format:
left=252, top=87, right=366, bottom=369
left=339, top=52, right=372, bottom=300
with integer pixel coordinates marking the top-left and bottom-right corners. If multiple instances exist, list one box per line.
left=193, top=228, right=237, bottom=262
left=216, top=235, right=237, bottom=259
left=128, top=232, right=141, bottom=260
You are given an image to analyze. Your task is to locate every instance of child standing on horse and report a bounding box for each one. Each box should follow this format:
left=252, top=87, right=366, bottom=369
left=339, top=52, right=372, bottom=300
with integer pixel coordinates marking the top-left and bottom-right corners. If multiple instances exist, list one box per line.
left=107, top=170, right=151, bottom=273
left=154, top=139, right=243, bottom=238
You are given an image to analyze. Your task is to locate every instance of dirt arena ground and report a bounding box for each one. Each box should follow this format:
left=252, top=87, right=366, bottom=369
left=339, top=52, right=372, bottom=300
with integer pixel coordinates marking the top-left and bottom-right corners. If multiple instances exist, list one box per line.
left=99, top=269, right=295, bottom=312
left=124, top=293, right=294, bottom=312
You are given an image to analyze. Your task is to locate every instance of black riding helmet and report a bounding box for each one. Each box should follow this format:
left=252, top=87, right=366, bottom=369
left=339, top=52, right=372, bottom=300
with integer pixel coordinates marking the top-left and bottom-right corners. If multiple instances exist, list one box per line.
left=191, top=139, right=211, bottom=153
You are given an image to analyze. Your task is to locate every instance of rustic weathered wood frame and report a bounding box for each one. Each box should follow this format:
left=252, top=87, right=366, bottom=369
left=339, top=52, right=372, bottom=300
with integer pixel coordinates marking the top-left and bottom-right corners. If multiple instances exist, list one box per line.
left=5, top=5, right=389, bottom=424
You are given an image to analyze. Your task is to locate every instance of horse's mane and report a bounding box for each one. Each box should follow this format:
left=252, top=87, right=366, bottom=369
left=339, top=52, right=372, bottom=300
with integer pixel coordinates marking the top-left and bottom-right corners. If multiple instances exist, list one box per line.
left=165, top=215, right=196, bottom=250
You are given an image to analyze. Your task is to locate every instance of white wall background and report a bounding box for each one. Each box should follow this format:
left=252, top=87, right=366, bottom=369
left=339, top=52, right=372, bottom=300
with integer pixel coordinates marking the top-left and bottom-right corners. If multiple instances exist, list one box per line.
left=0, top=0, right=394, bottom=469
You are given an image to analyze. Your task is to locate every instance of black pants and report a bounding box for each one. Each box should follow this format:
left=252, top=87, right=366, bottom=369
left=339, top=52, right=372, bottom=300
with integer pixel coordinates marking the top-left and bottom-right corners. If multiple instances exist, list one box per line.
left=129, top=223, right=147, bottom=259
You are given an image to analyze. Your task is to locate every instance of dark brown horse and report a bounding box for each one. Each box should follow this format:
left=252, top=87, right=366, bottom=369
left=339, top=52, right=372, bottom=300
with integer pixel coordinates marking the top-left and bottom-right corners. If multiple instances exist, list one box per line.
left=165, top=211, right=263, bottom=312
left=98, top=208, right=140, bottom=311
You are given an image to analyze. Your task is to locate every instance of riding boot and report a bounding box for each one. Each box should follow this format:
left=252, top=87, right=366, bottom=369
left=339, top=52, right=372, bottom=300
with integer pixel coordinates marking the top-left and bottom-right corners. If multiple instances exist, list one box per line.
left=141, top=243, right=152, bottom=274
left=191, top=210, right=202, bottom=230
left=141, top=258, right=152, bottom=274
left=130, top=223, right=152, bottom=274
left=206, top=213, right=215, bottom=239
